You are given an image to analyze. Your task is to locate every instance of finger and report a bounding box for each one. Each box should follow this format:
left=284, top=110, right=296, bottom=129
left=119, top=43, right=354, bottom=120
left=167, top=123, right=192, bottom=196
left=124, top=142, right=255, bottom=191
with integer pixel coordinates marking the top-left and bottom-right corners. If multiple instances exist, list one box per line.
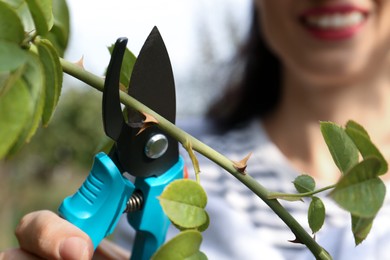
left=15, top=210, right=93, bottom=260
left=0, top=248, right=41, bottom=260
left=93, top=239, right=130, bottom=260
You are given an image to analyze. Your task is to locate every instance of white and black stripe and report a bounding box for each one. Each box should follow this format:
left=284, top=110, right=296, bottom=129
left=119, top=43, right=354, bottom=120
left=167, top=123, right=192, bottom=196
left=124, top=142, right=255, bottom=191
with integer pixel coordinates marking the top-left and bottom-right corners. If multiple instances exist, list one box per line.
left=181, top=119, right=390, bottom=259
left=113, top=118, right=390, bottom=260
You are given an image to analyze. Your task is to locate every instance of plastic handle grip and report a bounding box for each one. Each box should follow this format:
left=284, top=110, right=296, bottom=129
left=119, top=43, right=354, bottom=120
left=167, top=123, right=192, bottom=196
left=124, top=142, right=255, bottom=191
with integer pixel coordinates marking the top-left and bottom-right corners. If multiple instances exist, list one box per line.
left=129, top=156, right=185, bottom=260
left=58, top=152, right=135, bottom=249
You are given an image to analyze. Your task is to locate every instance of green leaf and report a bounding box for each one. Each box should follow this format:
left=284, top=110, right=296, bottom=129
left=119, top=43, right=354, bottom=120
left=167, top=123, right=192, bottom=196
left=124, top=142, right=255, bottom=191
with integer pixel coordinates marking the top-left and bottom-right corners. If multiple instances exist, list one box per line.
left=293, top=174, right=316, bottom=193
left=345, top=120, right=369, bottom=138
left=0, top=1, right=25, bottom=43
left=0, top=65, right=25, bottom=96
left=351, top=215, right=373, bottom=245
left=8, top=53, right=45, bottom=155
left=320, top=121, right=359, bottom=174
left=0, top=79, right=33, bottom=158
left=26, top=0, right=54, bottom=35
left=308, top=196, right=325, bottom=234
left=49, top=0, right=70, bottom=51
left=22, top=53, right=45, bottom=141
left=36, top=38, right=63, bottom=126
left=151, top=230, right=207, bottom=260
left=197, top=212, right=210, bottom=232
left=159, top=199, right=208, bottom=230
left=159, top=179, right=208, bottom=230
left=330, top=157, right=386, bottom=217
left=0, top=72, right=10, bottom=94
left=345, top=120, right=388, bottom=175
left=108, top=44, right=136, bottom=88
left=0, top=40, right=28, bottom=72
left=172, top=211, right=210, bottom=233
left=3, top=0, right=36, bottom=33
left=44, top=0, right=70, bottom=56
left=186, top=253, right=208, bottom=260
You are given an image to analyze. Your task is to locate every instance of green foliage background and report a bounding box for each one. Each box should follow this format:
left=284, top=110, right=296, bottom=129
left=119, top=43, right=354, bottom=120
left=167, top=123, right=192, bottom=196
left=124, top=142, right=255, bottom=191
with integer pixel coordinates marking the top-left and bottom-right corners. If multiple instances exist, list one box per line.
left=0, top=0, right=109, bottom=248
left=0, top=87, right=108, bottom=248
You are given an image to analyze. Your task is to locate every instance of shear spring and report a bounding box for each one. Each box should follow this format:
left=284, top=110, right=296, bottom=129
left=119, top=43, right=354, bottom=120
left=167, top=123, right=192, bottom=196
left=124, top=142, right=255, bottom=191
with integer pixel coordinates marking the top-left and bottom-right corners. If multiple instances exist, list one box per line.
left=125, top=190, right=144, bottom=212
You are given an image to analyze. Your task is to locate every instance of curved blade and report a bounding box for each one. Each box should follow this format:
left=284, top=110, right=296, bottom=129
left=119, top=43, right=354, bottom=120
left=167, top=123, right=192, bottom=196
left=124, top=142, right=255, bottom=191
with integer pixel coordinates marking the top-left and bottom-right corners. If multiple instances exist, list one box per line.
left=128, top=26, right=176, bottom=124
left=115, top=26, right=178, bottom=177
left=102, top=37, right=128, bottom=141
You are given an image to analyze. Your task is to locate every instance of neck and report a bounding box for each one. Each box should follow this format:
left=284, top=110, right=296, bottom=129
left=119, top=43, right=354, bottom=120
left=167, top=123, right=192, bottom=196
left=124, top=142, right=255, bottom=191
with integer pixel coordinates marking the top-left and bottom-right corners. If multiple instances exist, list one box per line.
left=263, top=63, right=390, bottom=184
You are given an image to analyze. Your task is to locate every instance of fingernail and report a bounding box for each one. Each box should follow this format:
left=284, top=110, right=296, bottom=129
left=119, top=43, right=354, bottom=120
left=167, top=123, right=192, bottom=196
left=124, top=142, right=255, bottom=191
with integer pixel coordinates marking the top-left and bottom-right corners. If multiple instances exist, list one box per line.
left=59, top=237, right=90, bottom=260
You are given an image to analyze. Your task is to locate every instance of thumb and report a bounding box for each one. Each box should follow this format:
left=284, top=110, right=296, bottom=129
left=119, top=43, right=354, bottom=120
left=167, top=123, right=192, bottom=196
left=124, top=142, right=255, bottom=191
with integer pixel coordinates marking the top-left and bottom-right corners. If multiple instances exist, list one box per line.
left=59, top=236, right=92, bottom=260
left=15, top=210, right=94, bottom=260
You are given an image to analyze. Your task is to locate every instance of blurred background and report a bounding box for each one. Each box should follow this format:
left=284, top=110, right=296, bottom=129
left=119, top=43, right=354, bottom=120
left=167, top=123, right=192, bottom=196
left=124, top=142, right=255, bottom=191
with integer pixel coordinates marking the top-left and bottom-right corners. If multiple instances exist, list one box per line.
left=0, top=0, right=251, bottom=249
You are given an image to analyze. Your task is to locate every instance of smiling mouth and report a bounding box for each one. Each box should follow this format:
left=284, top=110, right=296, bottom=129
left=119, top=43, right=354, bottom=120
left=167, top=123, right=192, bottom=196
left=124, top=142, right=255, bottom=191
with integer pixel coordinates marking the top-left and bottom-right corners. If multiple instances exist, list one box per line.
left=302, top=11, right=366, bottom=30
left=299, top=8, right=368, bottom=40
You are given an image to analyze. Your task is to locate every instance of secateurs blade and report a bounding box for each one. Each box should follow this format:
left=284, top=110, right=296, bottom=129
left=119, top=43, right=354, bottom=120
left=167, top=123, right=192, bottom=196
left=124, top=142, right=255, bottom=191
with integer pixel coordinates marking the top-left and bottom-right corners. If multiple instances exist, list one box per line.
left=59, top=26, right=184, bottom=260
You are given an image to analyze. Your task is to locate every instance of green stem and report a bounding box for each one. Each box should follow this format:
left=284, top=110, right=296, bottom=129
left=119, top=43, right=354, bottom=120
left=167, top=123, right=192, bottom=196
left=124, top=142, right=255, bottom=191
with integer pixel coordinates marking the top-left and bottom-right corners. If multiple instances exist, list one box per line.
left=60, top=59, right=105, bottom=91
left=21, top=31, right=38, bottom=49
left=268, top=185, right=336, bottom=200
left=60, top=58, right=332, bottom=260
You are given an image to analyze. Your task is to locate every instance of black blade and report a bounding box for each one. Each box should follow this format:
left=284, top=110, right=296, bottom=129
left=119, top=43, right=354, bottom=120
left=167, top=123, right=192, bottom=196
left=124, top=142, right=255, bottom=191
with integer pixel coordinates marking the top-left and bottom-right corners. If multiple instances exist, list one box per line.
left=113, top=26, right=178, bottom=177
left=128, top=26, right=176, bottom=124
left=102, top=37, right=128, bottom=141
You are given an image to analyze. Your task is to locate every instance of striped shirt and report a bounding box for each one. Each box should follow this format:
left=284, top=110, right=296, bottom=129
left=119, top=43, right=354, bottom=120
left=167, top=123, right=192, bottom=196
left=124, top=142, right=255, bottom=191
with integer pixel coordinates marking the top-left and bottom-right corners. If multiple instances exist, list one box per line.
left=114, top=118, right=390, bottom=260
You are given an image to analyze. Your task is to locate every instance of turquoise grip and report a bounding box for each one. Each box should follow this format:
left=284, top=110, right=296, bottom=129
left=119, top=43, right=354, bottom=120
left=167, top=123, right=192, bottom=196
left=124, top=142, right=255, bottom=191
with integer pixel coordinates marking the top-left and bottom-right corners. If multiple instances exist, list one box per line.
left=129, top=156, right=184, bottom=260
left=58, top=152, right=135, bottom=249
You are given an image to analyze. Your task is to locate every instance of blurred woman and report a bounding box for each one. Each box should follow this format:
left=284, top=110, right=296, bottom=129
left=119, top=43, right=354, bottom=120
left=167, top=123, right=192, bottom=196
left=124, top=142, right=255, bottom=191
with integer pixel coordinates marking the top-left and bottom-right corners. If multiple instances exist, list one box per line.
left=2, top=0, right=390, bottom=259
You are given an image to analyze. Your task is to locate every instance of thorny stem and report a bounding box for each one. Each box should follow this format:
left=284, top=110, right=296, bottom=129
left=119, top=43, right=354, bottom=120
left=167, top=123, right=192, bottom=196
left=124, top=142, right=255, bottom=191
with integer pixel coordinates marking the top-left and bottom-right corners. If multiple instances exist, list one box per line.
left=267, top=185, right=336, bottom=200
left=60, top=58, right=332, bottom=260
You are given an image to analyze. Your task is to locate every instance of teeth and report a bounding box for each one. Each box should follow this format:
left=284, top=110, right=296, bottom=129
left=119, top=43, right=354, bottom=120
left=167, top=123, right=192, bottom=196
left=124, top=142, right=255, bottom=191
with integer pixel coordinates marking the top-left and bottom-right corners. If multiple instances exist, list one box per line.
left=305, top=11, right=365, bottom=29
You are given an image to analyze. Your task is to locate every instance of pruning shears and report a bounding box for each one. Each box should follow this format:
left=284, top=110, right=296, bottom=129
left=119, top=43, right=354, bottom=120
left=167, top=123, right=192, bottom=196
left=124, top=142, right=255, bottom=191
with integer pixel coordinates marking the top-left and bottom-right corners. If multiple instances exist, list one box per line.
left=58, top=27, right=184, bottom=260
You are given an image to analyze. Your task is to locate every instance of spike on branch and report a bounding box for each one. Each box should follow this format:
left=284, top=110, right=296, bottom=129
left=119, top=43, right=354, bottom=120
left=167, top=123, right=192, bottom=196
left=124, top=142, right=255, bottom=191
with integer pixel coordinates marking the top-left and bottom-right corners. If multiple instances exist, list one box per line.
left=74, top=56, right=85, bottom=69
left=288, top=234, right=316, bottom=245
left=119, top=83, right=127, bottom=92
left=136, top=112, right=159, bottom=135
left=232, top=152, right=252, bottom=175
left=288, top=236, right=304, bottom=244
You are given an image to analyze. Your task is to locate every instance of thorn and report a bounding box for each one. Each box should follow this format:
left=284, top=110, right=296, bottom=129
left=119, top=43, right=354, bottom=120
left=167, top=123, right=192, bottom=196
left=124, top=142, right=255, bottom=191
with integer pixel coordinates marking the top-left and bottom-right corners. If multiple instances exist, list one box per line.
left=288, top=236, right=304, bottom=244
left=288, top=233, right=316, bottom=244
left=74, top=56, right=85, bottom=69
left=119, top=83, right=127, bottom=92
left=136, top=112, right=158, bottom=135
left=143, top=112, right=158, bottom=124
left=232, top=152, right=252, bottom=175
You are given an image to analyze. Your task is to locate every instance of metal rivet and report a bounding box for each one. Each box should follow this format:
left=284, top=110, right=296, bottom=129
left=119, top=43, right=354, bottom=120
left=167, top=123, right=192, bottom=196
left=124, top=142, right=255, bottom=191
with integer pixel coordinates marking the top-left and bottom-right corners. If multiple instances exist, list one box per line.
left=145, top=134, right=168, bottom=159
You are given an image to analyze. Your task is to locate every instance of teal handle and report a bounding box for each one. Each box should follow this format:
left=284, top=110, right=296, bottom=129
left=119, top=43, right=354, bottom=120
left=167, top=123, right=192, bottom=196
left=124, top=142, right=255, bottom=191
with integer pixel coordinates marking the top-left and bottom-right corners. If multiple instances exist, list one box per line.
left=128, top=156, right=184, bottom=260
left=58, top=152, right=135, bottom=249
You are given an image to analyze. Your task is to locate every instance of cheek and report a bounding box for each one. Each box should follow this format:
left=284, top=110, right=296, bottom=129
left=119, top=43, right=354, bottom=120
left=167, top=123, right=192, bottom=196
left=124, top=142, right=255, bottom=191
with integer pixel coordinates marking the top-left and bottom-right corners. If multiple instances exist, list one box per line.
left=257, top=6, right=293, bottom=57
left=284, top=41, right=389, bottom=86
left=373, top=12, right=390, bottom=59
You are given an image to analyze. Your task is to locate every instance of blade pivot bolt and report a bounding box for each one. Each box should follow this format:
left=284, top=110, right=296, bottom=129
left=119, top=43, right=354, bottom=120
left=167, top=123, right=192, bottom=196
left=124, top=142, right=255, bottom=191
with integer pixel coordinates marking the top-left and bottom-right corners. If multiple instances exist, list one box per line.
left=145, top=134, right=168, bottom=159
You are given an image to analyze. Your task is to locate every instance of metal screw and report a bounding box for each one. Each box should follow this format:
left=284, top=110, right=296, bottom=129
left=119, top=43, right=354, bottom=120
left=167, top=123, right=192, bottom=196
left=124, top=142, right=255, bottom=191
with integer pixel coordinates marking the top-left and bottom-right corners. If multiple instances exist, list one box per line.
left=144, top=133, right=168, bottom=159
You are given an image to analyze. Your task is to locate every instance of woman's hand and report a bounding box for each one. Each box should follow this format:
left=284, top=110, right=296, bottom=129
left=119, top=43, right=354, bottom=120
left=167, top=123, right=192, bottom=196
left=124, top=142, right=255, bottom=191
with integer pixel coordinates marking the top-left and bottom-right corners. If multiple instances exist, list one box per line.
left=0, top=210, right=130, bottom=260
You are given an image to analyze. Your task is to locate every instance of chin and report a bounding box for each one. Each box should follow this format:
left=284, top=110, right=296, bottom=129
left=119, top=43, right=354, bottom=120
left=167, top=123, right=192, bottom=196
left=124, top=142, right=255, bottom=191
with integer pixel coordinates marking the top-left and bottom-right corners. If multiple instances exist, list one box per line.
left=299, top=64, right=369, bottom=87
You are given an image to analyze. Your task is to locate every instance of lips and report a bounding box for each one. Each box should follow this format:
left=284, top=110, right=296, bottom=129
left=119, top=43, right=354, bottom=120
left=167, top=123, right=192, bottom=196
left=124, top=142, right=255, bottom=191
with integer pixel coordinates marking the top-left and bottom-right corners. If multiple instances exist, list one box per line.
left=299, top=5, right=369, bottom=40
